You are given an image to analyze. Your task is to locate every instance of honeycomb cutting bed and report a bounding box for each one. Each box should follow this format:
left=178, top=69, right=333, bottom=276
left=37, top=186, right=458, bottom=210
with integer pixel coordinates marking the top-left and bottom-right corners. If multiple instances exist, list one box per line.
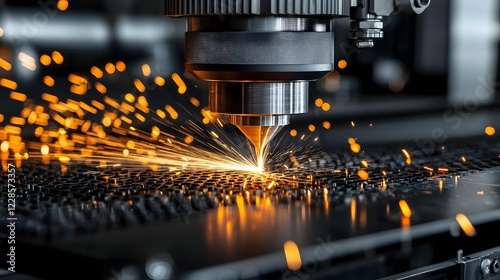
left=2, top=135, right=499, bottom=239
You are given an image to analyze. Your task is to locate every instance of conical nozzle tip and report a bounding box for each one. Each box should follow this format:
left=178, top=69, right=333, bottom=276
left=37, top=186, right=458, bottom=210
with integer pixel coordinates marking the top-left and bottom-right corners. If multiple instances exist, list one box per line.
left=237, top=125, right=282, bottom=163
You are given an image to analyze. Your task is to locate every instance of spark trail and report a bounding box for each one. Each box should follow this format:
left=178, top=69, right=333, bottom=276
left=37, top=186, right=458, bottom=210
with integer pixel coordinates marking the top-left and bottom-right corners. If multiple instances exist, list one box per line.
left=0, top=55, right=322, bottom=175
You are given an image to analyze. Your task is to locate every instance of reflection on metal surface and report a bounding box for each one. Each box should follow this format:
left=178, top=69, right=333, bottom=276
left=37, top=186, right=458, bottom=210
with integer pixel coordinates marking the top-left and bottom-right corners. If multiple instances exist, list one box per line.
left=1, top=135, right=500, bottom=280
left=351, top=198, right=357, bottom=230
left=209, top=191, right=303, bottom=254
left=360, top=203, right=367, bottom=230
left=401, top=216, right=411, bottom=229
left=324, top=187, right=329, bottom=213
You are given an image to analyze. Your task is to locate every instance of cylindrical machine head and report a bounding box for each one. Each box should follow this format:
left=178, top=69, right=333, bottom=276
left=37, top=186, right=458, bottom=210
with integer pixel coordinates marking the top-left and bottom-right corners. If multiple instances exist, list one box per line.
left=165, top=0, right=351, bottom=127
left=165, top=0, right=431, bottom=156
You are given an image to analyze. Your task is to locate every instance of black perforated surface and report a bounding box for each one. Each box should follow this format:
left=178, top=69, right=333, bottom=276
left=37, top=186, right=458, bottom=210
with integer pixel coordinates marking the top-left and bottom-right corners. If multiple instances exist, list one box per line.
left=1, top=135, right=499, bottom=240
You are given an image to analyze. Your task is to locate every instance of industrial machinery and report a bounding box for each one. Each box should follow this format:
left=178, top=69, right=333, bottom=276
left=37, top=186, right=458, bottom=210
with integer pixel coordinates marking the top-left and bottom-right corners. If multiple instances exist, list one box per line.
left=165, top=0, right=431, bottom=159
left=2, top=1, right=500, bottom=280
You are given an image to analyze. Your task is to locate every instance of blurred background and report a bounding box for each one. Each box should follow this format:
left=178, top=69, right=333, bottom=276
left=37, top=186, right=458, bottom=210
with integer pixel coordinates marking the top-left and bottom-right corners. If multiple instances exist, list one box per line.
left=0, top=0, right=499, bottom=149
left=0, top=2, right=500, bottom=279
left=321, top=0, right=500, bottom=147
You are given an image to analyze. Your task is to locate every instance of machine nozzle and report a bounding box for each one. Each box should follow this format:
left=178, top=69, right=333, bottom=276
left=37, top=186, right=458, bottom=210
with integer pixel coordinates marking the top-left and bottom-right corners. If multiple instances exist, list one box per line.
left=210, top=81, right=307, bottom=168
left=163, top=12, right=338, bottom=169
left=165, top=0, right=432, bottom=170
left=237, top=125, right=283, bottom=169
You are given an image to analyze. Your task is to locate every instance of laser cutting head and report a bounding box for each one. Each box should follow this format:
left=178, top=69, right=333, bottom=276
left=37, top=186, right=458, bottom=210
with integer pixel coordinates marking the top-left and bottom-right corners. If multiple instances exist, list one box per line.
left=165, top=0, right=431, bottom=157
